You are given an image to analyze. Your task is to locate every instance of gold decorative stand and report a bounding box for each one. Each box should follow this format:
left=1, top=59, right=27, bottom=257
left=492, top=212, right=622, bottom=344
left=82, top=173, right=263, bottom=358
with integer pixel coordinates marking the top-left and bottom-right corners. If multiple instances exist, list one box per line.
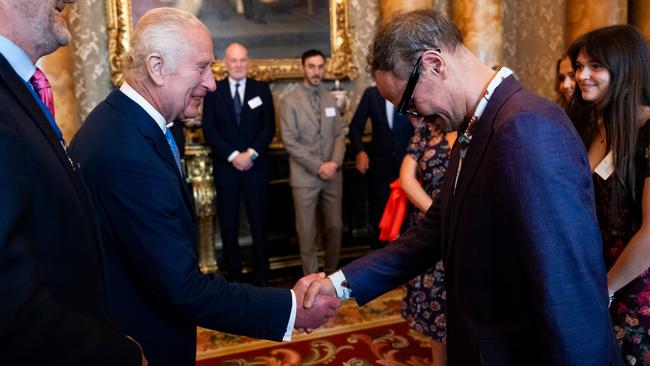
left=184, top=145, right=218, bottom=274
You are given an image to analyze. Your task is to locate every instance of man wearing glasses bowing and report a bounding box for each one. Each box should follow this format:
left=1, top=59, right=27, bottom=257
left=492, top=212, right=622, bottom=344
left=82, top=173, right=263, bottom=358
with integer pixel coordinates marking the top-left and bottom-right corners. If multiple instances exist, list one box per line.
left=304, top=9, right=622, bottom=365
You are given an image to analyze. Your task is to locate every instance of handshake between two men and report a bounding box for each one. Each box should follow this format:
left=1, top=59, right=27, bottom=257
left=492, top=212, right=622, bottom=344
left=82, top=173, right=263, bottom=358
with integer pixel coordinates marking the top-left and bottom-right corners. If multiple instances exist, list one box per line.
left=291, top=273, right=342, bottom=332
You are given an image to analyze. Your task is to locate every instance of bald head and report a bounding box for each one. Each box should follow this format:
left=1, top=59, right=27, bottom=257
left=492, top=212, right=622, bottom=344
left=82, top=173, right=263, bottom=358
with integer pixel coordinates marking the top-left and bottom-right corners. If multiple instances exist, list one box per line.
left=224, top=43, right=248, bottom=81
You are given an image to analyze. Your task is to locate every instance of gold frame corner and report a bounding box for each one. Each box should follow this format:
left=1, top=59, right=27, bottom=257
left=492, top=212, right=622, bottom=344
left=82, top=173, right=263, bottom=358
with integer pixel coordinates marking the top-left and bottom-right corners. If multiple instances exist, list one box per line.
left=106, top=0, right=358, bottom=85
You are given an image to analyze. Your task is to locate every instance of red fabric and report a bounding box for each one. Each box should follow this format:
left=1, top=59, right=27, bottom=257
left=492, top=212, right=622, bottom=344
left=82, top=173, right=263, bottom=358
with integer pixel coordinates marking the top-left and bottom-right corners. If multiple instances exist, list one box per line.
left=378, top=179, right=407, bottom=242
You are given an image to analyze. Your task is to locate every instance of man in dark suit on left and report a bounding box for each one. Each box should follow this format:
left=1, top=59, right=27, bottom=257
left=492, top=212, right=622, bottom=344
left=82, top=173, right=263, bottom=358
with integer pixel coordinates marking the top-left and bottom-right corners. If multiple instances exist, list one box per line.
left=202, top=43, right=274, bottom=285
left=70, top=8, right=338, bottom=366
left=0, top=0, right=145, bottom=364
left=348, top=86, right=413, bottom=247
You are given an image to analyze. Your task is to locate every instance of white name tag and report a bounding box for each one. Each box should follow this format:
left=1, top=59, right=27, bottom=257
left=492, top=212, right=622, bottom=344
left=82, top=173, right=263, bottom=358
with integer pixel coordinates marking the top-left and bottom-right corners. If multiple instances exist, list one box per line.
left=325, top=107, right=336, bottom=117
left=247, top=96, right=262, bottom=109
left=594, top=151, right=615, bottom=180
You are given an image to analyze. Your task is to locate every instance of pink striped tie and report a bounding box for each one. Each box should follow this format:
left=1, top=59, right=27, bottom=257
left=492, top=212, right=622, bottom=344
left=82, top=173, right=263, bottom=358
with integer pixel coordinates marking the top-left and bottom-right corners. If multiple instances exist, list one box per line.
left=29, top=68, right=55, bottom=120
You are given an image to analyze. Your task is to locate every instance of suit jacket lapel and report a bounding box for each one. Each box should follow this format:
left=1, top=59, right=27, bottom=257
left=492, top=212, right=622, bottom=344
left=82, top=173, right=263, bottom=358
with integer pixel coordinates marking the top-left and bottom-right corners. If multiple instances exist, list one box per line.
left=295, top=87, right=322, bottom=131
left=378, top=96, right=391, bottom=132
left=240, top=78, right=251, bottom=120
left=0, top=55, right=104, bottom=258
left=442, top=76, right=522, bottom=264
left=108, top=90, right=196, bottom=217
left=0, top=55, right=76, bottom=178
left=392, top=113, right=409, bottom=134
left=217, top=79, right=238, bottom=127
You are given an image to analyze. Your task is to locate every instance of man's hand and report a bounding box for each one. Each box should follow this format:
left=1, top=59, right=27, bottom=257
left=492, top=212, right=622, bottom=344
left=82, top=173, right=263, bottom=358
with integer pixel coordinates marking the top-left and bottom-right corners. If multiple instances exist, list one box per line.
left=293, top=273, right=341, bottom=332
left=232, top=152, right=253, bottom=171
left=318, top=161, right=338, bottom=180
left=355, top=151, right=369, bottom=174
left=303, top=277, right=337, bottom=309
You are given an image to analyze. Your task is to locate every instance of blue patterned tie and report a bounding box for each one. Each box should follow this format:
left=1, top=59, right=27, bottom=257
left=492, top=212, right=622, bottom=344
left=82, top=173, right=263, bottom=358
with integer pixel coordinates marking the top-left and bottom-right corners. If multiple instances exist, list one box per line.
left=164, top=128, right=183, bottom=175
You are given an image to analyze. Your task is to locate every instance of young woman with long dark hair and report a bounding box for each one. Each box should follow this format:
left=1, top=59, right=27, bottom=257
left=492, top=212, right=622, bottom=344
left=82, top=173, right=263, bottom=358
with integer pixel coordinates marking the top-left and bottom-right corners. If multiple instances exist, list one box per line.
left=567, top=24, right=650, bottom=364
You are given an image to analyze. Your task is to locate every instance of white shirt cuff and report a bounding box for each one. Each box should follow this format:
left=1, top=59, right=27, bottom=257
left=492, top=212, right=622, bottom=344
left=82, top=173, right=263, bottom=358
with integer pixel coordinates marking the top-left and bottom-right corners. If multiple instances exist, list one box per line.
left=227, top=151, right=240, bottom=162
left=282, top=289, right=297, bottom=342
left=328, top=270, right=352, bottom=300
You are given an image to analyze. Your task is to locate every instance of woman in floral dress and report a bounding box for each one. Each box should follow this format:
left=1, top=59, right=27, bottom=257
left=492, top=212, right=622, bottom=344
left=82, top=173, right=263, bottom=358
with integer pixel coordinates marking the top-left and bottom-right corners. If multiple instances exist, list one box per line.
left=566, top=25, right=650, bottom=365
left=400, top=119, right=450, bottom=366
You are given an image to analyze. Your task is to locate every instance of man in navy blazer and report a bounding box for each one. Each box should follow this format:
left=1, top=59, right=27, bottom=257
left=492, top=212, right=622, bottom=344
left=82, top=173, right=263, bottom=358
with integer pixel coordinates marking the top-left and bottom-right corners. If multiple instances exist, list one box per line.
left=202, top=43, right=274, bottom=285
left=69, top=8, right=339, bottom=366
left=348, top=86, right=413, bottom=247
left=305, top=10, right=622, bottom=365
left=0, top=1, right=144, bottom=364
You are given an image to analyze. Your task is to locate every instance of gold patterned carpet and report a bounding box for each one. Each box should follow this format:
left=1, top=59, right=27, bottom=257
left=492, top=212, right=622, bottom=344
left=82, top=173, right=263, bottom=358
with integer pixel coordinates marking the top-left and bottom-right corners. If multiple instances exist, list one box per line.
left=196, top=287, right=435, bottom=365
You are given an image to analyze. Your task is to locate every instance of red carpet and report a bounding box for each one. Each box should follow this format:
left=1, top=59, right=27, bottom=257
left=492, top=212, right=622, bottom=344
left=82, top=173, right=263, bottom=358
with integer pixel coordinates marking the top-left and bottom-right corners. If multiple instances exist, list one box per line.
left=196, top=288, right=434, bottom=365
left=197, top=321, right=433, bottom=365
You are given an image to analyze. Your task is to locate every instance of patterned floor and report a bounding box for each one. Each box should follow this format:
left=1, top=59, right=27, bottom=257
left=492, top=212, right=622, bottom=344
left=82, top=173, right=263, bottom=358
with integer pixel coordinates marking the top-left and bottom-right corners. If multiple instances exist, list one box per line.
left=196, top=287, right=435, bottom=365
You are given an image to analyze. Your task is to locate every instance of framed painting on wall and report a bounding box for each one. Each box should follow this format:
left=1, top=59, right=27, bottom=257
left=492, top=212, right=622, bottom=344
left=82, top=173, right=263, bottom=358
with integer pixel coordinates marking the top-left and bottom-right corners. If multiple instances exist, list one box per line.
left=106, top=0, right=358, bottom=85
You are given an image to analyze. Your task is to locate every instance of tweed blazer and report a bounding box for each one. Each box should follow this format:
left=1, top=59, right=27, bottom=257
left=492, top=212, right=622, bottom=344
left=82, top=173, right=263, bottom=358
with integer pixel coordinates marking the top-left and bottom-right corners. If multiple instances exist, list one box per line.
left=280, top=85, right=345, bottom=187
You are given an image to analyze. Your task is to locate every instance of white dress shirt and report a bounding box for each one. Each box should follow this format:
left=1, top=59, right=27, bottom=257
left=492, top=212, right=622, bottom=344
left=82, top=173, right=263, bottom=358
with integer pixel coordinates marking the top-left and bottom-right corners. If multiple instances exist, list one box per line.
left=226, top=77, right=259, bottom=162
left=385, top=100, right=395, bottom=130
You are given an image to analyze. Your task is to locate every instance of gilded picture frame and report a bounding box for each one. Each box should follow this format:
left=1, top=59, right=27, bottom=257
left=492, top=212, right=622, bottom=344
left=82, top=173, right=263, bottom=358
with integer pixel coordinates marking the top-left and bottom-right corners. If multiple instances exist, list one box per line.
left=105, top=0, right=358, bottom=86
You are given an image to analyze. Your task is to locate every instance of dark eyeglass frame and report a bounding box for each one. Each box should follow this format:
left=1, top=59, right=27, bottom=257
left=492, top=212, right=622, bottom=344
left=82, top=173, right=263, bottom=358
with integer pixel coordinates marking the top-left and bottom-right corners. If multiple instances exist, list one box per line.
left=396, top=49, right=441, bottom=117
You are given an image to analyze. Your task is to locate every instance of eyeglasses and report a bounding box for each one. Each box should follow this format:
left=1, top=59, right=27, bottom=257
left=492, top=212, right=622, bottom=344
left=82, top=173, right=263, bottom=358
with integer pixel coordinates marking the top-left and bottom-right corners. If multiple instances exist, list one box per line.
left=396, top=49, right=441, bottom=117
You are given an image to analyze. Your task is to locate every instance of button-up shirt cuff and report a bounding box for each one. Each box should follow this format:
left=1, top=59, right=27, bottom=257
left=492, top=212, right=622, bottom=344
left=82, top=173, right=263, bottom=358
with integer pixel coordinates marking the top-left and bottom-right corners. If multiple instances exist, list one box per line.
left=328, top=270, right=351, bottom=300
left=227, top=151, right=240, bottom=162
left=282, top=289, right=297, bottom=342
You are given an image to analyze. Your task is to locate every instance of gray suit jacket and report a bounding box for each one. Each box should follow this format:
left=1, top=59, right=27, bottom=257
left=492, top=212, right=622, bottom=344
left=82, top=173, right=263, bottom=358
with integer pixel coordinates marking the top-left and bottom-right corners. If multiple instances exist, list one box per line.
left=280, top=85, right=345, bottom=187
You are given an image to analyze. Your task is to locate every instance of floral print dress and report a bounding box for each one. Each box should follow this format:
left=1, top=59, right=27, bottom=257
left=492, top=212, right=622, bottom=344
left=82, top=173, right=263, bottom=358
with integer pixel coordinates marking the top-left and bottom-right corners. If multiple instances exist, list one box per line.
left=400, top=123, right=450, bottom=342
left=597, top=120, right=650, bottom=365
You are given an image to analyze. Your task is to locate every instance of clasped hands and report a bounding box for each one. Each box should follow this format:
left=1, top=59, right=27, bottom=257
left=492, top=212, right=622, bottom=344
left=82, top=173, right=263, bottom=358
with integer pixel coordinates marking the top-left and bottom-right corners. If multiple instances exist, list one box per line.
left=232, top=151, right=253, bottom=171
left=292, top=273, right=340, bottom=332
left=318, top=161, right=338, bottom=180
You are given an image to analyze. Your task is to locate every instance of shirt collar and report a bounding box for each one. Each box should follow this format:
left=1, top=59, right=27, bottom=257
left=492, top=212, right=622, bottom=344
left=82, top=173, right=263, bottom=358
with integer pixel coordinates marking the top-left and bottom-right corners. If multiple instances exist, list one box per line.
left=302, top=83, right=320, bottom=95
left=0, top=35, right=36, bottom=83
left=120, top=82, right=170, bottom=133
left=228, top=76, right=246, bottom=88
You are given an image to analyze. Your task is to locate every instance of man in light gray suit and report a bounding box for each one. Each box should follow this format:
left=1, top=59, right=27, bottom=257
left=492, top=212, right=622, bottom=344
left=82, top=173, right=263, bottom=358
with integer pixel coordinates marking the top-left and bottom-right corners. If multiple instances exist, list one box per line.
left=281, top=49, right=345, bottom=275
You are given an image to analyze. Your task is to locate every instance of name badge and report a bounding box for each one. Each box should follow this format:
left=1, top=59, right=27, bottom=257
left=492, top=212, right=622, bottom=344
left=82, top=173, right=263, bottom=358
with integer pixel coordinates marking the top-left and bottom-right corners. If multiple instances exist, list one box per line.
left=594, top=151, right=614, bottom=180
left=247, top=96, right=263, bottom=109
left=325, top=107, right=336, bottom=117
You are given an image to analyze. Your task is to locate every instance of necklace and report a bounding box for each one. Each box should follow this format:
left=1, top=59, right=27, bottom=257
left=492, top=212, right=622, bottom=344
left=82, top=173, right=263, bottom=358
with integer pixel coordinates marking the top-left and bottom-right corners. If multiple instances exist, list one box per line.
left=597, top=120, right=605, bottom=144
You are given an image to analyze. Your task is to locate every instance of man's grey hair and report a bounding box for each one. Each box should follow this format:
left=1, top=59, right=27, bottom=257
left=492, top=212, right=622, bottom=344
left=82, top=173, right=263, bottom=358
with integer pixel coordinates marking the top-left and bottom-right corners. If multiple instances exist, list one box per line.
left=123, top=7, right=207, bottom=81
left=367, top=9, right=463, bottom=79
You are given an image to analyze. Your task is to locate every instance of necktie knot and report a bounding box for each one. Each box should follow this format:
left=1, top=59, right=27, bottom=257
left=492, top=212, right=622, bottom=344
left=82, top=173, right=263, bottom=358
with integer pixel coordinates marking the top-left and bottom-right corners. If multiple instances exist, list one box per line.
left=30, top=68, right=50, bottom=90
left=29, top=67, right=55, bottom=120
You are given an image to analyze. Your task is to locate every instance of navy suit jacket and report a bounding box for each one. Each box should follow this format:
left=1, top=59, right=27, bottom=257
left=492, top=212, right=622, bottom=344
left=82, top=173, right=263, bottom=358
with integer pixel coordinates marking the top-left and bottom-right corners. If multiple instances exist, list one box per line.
left=341, top=77, right=621, bottom=365
left=202, top=78, right=275, bottom=187
left=0, top=55, right=139, bottom=364
left=70, top=89, right=292, bottom=366
left=348, top=86, right=413, bottom=168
